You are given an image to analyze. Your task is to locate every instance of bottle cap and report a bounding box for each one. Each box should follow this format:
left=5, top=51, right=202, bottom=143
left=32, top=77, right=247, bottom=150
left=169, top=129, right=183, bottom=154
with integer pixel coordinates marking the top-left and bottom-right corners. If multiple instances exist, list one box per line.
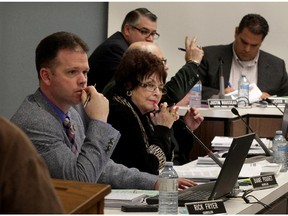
left=165, top=161, right=173, bottom=166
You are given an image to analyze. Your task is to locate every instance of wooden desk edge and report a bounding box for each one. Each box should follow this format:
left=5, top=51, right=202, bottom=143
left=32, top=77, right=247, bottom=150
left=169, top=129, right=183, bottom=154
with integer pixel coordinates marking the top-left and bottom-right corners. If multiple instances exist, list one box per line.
left=52, top=178, right=111, bottom=214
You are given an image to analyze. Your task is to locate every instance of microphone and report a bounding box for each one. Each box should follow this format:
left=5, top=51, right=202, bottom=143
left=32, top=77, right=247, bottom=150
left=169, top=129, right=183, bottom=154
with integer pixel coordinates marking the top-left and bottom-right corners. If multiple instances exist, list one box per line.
left=264, top=98, right=284, bottom=114
left=180, top=119, right=223, bottom=167
left=231, top=108, right=272, bottom=156
left=209, top=58, right=231, bottom=100
left=219, top=58, right=225, bottom=99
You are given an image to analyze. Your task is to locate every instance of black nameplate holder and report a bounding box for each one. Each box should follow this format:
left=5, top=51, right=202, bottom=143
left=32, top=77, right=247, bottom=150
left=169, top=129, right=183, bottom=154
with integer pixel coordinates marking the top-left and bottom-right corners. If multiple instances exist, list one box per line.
left=208, top=99, right=238, bottom=109
left=250, top=174, right=278, bottom=190
left=185, top=199, right=227, bottom=214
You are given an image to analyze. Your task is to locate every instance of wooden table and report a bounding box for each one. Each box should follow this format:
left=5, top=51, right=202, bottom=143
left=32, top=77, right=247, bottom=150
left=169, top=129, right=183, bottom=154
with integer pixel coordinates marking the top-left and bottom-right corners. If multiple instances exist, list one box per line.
left=52, top=179, right=111, bottom=214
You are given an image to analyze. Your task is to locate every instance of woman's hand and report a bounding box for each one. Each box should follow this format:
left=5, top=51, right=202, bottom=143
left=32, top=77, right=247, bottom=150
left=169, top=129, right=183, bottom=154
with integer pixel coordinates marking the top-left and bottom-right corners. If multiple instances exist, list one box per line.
left=150, top=102, right=179, bottom=128
left=183, top=107, right=204, bottom=131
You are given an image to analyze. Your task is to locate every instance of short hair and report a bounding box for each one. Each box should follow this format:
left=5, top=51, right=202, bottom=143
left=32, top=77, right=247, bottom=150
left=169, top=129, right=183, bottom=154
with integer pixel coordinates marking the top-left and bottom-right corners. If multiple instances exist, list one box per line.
left=114, top=49, right=166, bottom=94
left=35, top=31, right=89, bottom=79
left=238, top=14, right=269, bottom=39
left=121, top=8, right=157, bottom=31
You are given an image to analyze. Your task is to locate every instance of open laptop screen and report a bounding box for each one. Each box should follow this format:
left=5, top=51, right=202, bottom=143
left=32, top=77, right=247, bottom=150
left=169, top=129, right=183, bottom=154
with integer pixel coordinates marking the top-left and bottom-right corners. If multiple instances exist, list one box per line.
left=281, top=103, right=288, bottom=139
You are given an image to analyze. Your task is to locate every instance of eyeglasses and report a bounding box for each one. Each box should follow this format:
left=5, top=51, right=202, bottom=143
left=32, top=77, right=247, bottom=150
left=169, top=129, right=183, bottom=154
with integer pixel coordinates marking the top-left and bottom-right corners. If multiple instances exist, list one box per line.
left=130, top=25, right=160, bottom=40
left=161, top=58, right=167, bottom=65
left=139, top=82, right=167, bottom=95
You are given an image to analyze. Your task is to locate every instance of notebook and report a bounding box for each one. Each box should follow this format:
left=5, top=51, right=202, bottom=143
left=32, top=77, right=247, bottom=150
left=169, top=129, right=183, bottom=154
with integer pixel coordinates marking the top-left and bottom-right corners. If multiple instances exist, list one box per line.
left=146, top=133, right=255, bottom=206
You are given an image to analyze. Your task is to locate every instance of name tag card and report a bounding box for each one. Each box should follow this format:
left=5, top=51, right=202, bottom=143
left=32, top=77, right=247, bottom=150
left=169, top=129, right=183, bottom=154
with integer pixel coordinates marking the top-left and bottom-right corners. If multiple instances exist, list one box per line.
left=185, top=199, right=227, bottom=214
left=250, top=174, right=278, bottom=190
left=208, top=99, right=238, bottom=108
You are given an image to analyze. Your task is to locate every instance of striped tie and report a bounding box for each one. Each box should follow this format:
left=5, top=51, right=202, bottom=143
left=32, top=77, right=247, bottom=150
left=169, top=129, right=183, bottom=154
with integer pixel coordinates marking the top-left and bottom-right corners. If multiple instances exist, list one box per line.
left=63, top=116, right=77, bottom=155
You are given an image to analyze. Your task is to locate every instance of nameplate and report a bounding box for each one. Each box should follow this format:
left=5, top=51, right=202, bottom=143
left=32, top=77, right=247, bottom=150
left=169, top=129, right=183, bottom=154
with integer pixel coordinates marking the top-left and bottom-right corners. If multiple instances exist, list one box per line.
left=208, top=99, right=238, bottom=108
left=185, top=199, right=227, bottom=214
left=250, top=174, right=278, bottom=189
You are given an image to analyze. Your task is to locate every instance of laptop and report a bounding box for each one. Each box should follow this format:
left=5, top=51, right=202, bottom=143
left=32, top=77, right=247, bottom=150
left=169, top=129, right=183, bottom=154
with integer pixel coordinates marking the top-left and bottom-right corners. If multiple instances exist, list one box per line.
left=146, top=133, right=255, bottom=206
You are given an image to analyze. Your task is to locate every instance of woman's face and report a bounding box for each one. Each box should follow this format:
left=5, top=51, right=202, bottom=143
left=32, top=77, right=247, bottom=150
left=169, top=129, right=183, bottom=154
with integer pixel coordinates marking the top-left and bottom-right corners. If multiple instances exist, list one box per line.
left=131, top=74, right=165, bottom=114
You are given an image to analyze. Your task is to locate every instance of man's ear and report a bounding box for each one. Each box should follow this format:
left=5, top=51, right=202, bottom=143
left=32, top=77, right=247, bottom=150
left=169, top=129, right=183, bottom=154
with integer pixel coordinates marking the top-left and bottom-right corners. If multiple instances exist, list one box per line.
left=123, top=24, right=131, bottom=37
left=40, top=68, right=51, bottom=85
left=235, top=27, right=240, bottom=36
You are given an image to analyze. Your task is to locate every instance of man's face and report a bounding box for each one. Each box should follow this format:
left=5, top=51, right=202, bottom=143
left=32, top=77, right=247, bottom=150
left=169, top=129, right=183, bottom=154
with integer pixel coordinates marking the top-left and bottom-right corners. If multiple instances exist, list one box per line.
left=41, top=48, right=89, bottom=112
left=234, top=27, right=264, bottom=61
left=124, top=16, right=158, bottom=44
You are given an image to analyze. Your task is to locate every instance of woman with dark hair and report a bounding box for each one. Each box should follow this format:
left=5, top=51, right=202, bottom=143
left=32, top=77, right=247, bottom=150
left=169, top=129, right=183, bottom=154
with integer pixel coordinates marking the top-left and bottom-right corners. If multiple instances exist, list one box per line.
left=108, top=47, right=203, bottom=175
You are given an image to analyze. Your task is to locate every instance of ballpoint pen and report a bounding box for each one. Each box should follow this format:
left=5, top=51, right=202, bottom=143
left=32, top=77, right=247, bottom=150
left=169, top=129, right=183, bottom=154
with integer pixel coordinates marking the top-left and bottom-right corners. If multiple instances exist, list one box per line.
left=178, top=48, right=186, bottom=52
left=83, top=84, right=96, bottom=108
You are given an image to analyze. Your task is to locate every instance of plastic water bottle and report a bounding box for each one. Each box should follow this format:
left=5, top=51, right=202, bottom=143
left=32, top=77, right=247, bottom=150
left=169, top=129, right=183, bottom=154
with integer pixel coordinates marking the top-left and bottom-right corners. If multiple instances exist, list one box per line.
left=238, top=75, right=250, bottom=107
left=189, top=80, right=202, bottom=108
left=272, top=130, right=288, bottom=172
left=159, top=161, right=178, bottom=214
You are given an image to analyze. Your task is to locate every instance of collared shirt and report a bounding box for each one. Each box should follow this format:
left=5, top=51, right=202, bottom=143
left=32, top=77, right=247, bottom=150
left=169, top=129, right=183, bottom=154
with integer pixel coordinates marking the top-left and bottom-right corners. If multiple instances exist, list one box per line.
left=229, top=44, right=259, bottom=90
left=39, top=89, right=68, bottom=122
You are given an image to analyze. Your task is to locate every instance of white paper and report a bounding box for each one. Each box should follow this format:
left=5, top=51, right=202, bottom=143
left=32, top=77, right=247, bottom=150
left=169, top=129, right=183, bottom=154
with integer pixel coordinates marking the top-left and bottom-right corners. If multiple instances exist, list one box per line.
left=225, top=83, right=262, bottom=103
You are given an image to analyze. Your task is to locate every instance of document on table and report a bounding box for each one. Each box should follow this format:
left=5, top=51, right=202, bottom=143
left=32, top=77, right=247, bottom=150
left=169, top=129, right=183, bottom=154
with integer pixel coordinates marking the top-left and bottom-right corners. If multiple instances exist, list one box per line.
left=174, top=160, right=281, bottom=180
left=224, top=83, right=262, bottom=103
left=104, top=189, right=158, bottom=208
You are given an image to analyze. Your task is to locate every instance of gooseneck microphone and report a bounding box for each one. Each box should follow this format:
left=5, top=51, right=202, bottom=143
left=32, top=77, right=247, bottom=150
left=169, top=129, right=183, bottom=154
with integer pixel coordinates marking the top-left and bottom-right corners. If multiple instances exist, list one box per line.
left=264, top=98, right=284, bottom=114
left=219, top=58, right=225, bottom=99
left=180, top=119, right=223, bottom=167
left=231, top=108, right=272, bottom=156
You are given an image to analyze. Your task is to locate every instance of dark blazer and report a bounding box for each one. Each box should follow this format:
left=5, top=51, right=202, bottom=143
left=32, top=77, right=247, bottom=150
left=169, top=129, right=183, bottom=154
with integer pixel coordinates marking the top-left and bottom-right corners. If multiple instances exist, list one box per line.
left=199, top=43, right=288, bottom=100
left=88, top=32, right=129, bottom=92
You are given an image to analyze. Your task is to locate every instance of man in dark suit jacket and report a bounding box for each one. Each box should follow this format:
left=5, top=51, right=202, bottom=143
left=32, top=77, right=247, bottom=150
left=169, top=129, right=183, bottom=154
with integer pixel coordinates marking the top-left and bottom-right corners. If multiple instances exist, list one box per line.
left=199, top=14, right=288, bottom=100
left=88, top=7, right=204, bottom=105
left=88, top=8, right=159, bottom=92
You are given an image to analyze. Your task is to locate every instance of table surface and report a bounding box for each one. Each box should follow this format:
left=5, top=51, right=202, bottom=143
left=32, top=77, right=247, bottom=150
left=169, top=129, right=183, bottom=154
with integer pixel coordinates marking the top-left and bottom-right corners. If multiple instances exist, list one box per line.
left=104, top=164, right=288, bottom=214
left=178, top=105, right=284, bottom=118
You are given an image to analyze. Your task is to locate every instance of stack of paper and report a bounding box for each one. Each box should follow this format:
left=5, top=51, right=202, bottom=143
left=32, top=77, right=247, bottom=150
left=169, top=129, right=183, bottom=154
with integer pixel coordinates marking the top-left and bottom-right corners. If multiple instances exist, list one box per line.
left=105, top=190, right=146, bottom=208
left=211, top=136, right=272, bottom=155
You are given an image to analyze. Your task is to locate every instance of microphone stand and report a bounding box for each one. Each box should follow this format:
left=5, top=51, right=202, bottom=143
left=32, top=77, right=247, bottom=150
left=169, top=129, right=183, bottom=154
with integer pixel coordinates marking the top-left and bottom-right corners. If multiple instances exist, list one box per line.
left=231, top=108, right=272, bottom=156
left=219, top=58, right=225, bottom=99
left=264, top=98, right=284, bottom=114
left=181, top=120, right=223, bottom=167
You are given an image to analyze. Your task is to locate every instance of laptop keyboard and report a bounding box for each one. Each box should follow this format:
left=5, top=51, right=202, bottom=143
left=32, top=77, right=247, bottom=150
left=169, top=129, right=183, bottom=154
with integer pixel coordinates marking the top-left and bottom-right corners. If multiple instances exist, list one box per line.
left=179, top=189, right=211, bottom=201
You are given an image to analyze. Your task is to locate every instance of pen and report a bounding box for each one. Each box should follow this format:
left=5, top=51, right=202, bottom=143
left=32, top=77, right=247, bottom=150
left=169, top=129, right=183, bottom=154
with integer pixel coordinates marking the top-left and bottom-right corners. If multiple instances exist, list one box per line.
left=227, top=82, right=232, bottom=88
left=152, top=103, right=175, bottom=114
left=83, top=83, right=96, bottom=108
left=178, top=48, right=186, bottom=52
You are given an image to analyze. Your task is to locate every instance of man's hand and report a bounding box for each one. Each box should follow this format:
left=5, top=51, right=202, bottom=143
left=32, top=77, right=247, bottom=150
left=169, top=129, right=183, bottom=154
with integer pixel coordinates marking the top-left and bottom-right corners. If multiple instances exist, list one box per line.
left=81, top=85, right=109, bottom=122
left=154, top=178, right=197, bottom=190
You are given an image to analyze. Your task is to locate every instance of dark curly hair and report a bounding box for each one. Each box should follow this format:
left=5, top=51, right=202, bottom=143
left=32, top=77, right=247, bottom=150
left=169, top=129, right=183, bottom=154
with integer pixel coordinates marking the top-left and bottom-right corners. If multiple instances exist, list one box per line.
left=114, top=49, right=166, bottom=95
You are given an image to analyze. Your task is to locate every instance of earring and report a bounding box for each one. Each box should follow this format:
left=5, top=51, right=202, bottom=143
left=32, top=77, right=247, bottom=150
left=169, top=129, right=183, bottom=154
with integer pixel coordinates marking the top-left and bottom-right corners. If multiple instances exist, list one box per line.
left=126, top=90, right=132, bottom=97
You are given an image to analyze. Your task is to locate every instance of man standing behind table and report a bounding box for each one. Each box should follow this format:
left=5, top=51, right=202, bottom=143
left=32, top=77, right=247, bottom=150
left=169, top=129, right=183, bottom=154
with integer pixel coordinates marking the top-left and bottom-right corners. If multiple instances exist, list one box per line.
left=199, top=13, right=288, bottom=100
left=11, top=31, right=195, bottom=190
left=88, top=8, right=159, bottom=92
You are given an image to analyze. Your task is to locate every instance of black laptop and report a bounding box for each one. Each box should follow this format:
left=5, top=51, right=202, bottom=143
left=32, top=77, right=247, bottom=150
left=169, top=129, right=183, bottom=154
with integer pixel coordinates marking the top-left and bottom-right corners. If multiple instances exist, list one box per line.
left=146, top=133, right=255, bottom=206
